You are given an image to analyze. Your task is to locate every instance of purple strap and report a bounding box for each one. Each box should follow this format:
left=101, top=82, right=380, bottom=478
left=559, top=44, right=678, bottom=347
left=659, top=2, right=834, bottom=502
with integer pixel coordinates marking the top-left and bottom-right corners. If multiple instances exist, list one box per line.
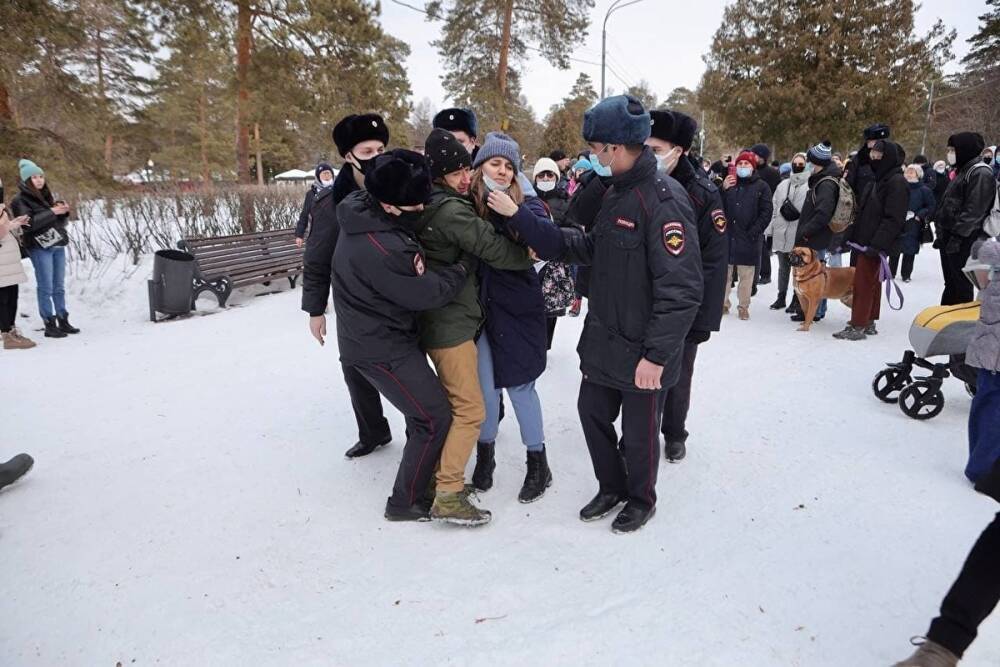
left=847, top=241, right=904, bottom=311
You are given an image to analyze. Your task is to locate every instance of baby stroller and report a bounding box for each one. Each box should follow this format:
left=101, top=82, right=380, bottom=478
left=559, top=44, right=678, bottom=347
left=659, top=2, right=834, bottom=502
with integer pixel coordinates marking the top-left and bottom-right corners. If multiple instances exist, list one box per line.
left=871, top=257, right=990, bottom=420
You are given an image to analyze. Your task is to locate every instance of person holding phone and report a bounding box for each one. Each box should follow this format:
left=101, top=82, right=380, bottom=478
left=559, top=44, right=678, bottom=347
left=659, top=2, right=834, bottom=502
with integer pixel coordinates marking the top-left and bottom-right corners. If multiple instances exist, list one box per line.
left=0, top=178, right=36, bottom=350
left=9, top=160, right=79, bottom=338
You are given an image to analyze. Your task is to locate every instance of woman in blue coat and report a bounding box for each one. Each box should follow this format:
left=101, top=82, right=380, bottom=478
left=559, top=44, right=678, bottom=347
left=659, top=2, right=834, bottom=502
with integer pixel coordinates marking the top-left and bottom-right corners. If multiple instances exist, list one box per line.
left=467, top=132, right=565, bottom=504
left=894, top=163, right=936, bottom=282
left=722, top=150, right=773, bottom=320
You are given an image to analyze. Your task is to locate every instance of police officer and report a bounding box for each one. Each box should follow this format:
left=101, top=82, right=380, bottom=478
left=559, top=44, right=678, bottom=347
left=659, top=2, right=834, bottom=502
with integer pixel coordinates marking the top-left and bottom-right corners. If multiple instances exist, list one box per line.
left=552, top=95, right=703, bottom=533
left=302, top=113, right=394, bottom=459
left=432, top=107, right=480, bottom=158
left=646, top=110, right=729, bottom=463
left=331, top=149, right=470, bottom=521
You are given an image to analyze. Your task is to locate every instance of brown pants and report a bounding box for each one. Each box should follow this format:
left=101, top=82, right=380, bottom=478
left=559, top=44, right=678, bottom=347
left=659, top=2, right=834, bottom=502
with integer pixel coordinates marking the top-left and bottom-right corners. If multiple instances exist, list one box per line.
left=427, top=341, right=485, bottom=493
left=849, top=253, right=881, bottom=327
left=724, top=265, right=755, bottom=310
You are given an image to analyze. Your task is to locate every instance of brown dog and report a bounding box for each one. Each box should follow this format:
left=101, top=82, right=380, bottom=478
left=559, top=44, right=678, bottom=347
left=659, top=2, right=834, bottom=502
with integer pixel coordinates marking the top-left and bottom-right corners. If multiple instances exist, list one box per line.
left=789, top=247, right=855, bottom=332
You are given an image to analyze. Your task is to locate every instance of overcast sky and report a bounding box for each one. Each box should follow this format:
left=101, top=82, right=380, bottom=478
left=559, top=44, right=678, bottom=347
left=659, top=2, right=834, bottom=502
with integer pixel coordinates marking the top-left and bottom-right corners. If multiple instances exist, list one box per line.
left=380, top=0, right=988, bottom=120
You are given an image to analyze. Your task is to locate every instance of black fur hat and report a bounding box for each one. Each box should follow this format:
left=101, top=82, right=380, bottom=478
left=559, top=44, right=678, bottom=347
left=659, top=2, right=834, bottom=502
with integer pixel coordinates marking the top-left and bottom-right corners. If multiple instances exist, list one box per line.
left=863, top=123, right=891, bottom=141
left=365, top=149, right=432, bottom=207
left=432, top=108, right=479, bottom=139
left=650, top=110, right=698, bottom=151
left=332, top=113, right=389, bottom=157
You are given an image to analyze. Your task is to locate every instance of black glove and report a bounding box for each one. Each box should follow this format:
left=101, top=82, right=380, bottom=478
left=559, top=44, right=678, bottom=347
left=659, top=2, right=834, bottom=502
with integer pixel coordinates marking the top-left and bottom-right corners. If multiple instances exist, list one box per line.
left=685, top=330, right=711, bottom=345
left=932, top=236, right=944, bottom=250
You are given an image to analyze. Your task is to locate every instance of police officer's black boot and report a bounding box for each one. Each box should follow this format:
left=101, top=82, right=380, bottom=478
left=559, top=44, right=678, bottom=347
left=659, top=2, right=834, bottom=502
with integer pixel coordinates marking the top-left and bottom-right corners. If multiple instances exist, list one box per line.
left=472, top=441, right=496, bottom=492
left=518, top=447, right=552, bottom=503
left=665, top=440, right=686, bottom=463
left=612, top=502, right=656, bottom=534
left=344, top=434, right=392, bottom=459
left=0, top=453, right=34, bottom=492
left=579, top=490, right=626, bottom=522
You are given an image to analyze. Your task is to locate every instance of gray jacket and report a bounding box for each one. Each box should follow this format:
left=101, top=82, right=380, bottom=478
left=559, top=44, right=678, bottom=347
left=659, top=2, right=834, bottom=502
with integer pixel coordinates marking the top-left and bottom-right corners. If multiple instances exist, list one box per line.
left=765, top=172, right=810, bottom=253
left=967, top=239, right=1000, bottom=372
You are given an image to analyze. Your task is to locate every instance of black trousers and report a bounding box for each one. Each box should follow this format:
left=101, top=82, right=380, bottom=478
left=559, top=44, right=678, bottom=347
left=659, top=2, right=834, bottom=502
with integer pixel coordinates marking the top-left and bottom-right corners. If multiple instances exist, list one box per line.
left=939, top=236, right=975, bottom=306
left=352, top=350, right=452, bottom=510
left=578, top=379, right=664, bottom=511
left=661, top=341, right=700, bottom=443
left=342, top=362, right=391, bottom=445
left=927, top=512, right=1000, bottom=658
left=0, top=284, right=17, bottom=332
left=889, top=252, right=916, bottom=280
left=758, top=235, right=773, bottom=282
left=546, top=316, right=557, bottom=350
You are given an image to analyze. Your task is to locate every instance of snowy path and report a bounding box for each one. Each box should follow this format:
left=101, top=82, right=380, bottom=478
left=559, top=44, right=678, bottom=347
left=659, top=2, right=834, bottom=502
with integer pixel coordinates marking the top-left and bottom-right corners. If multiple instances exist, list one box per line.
left=2, top=255, right=998, bottom=666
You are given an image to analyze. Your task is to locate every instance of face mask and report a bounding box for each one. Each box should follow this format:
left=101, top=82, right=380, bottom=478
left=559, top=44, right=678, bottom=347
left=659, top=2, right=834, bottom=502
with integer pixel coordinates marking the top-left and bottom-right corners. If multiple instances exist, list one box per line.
left=985, top=156, right=994, bottom=165
left=935, top=166, right=946, bottom=174
left=736, top=166, right=752, bottom=179
left=483, top=174, right=509, bottom=193
left=536, top=180, right=556, bottom=192
left=396, top=210, right=424, bottom=225
left=351, top=153, right=377, bottom=175
left=791, top=164, right=805, bottom=174
left=947, top=150, right=956, bottom=166
left=655, top=147, right=682, bottom=174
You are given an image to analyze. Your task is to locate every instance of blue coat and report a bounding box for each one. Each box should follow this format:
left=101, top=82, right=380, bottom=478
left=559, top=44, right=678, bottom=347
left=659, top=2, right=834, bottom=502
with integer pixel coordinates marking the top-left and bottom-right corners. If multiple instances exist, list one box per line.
left=902, top=182, right=935, bottom=255
left=479, top=196, right=563, bottom=388
left=723, top=173, right=773, bottom=266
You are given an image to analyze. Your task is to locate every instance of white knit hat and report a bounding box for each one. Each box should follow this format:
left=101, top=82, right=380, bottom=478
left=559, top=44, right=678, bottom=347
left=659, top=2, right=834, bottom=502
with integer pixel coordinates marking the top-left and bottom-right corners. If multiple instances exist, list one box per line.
left=532, top=157, right=560, bottom=180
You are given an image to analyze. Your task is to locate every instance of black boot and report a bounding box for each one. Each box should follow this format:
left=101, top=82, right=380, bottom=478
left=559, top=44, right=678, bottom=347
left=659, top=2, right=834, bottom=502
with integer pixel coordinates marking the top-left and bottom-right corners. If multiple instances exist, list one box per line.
left=785, top=294, right=800, bottom=314
left=769, top=297, right=786, bottom=310
left=518, top=448, right=552, bottom=503
left=56, top=314, right=80, bottom=334
left=0, top=453, right=34, bottom=492
left=344, top=434, right=392, bottom=459
left=665, top=440, right=686, bottom=463
left=612, top=503, right=656, bottom=534
left=472, top=441, right=496, bottom=492
left=384, top=498, right=431, bottom=522
left=579, top=490, right=626, bottom=522
left=43, top=318, right=67, bottom=338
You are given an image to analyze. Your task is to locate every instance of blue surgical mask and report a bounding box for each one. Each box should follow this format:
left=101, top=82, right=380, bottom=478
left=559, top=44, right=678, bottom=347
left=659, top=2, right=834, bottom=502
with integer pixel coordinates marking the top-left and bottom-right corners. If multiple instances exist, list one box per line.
left=736, top=166, right=752, bottom=179
left=589, top=153, right=612, bottom=178
left=483, top=175, right=509, bottom=193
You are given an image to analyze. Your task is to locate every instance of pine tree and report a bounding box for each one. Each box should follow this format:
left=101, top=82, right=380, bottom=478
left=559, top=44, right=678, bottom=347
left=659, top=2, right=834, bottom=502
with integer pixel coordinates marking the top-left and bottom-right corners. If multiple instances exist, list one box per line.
left=542, top=73, right=597, bottom=157
left=962, top=0, right=999, bottom=76
left=624, top=80, right=659, bottom=111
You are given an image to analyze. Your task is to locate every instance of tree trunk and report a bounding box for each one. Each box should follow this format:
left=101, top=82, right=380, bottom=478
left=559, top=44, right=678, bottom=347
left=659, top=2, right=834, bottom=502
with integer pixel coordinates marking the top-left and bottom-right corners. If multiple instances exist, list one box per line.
left=0, top=80, right=12, bottom=123
left=496, top=0, right=514, bottom=131
left=95, top=31, right=114, bottom=172
left=254, top=122, right=264, bottom=186
left=235, top=0, right=252, bottom=185
left=199, top=89, right=211, bottom=187
left=104, top=134, right=114, bottom=172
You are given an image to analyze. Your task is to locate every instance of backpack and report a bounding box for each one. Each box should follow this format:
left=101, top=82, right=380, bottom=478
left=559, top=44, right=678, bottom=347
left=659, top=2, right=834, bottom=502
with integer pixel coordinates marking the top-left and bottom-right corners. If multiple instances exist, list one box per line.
left=813, top=176, right=856, bottom=233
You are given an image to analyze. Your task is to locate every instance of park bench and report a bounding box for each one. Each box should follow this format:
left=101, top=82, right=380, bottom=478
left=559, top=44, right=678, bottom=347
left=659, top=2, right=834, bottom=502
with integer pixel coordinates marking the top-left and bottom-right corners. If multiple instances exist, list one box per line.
left=177, top=228, right=304, bottom=308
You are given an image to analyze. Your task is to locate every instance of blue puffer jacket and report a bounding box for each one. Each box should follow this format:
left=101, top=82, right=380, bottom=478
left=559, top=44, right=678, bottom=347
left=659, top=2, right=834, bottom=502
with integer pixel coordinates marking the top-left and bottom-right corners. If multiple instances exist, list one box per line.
left=901, top=181, right=936, bottom=255
left=479, top=196, right=563, bottom=388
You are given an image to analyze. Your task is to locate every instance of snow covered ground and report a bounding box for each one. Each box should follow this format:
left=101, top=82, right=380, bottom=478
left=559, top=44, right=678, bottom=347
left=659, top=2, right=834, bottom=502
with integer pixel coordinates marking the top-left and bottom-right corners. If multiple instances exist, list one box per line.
left=2, top=251, right=999, bottom=666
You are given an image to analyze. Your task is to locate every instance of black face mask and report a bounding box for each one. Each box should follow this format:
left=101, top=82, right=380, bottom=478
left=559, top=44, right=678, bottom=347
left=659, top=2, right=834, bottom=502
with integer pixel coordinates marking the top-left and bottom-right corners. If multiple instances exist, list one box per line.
left=351, top=153, right=376, bottom=175
left=791, top=164, right=806, bottom=174
left=396, top=210, right=424, bottom=226
left=986, top=156, right=994, bottom=165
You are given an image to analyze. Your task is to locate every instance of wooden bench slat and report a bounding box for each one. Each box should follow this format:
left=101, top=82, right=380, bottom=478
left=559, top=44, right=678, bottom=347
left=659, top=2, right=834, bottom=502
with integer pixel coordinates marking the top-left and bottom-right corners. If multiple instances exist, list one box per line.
left=196, top=245, right=301, bottom=268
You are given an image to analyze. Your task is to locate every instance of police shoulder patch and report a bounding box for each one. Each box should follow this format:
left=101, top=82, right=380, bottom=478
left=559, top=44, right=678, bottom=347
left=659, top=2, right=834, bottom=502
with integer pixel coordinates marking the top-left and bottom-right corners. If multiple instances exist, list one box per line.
left=711, top=208, right=728, bottom=235
left=662, top=221, right=685, bottom=256
left=413, top=252, right=426, bottom=276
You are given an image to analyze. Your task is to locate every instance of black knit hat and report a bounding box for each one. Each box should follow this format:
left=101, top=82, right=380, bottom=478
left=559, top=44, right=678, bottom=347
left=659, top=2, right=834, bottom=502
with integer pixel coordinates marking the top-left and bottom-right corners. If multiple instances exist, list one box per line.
left=750, top=143, right=771, bottom=161
left=549, top=149, right=567, bottom=162
left=315, top=162, right=334, bottom=180
left=649, top=110, right=698, bottom=151
left=432, top=108, right=478, bottom=139
left=424, top=128, right=472, bottom=179
left=864, top=123, right=891, bottom=141
left=332, top=114, right=389, bottom=157
left=365, top=149, right=432, bottom=207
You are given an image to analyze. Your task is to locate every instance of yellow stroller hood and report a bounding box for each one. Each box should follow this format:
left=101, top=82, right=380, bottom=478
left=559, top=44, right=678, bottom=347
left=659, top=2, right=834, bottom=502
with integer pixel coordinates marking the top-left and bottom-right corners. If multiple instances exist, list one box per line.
left=908, top=302, right=981, bottom=358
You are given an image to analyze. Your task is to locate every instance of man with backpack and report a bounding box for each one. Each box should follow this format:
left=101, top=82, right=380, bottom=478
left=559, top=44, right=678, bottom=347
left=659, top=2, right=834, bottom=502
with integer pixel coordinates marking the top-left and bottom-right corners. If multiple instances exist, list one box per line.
left=933, top=132, right=997, bottom=306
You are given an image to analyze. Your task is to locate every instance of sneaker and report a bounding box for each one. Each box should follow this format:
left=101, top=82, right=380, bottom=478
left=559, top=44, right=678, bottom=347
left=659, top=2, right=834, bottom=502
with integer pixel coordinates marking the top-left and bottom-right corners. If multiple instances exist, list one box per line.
left=2, top=329, right=36, bottom=350
left=431, top=490, right=492, bottom=526
left=833, top=325, right=867, bottom=340
left=864, top=323, right=878, bottom=336
left=892, top=637, right=959, bottom=667
left=738, top=306, right=749, bottom=321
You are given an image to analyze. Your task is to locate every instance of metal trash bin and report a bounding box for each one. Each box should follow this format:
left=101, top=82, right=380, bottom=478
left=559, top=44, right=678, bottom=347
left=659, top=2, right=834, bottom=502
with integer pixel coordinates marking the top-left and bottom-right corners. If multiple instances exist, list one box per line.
left=148, top=249, right=195, bottom=322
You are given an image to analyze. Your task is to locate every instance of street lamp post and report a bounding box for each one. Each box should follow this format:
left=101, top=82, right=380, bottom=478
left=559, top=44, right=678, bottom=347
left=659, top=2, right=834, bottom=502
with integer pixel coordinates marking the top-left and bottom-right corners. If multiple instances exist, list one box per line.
left=601, top=0, right=646, bottom=99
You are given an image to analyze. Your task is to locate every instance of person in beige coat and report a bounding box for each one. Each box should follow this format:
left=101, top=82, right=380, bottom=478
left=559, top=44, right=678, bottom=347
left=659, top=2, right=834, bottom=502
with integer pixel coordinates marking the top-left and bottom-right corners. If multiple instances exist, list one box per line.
left=0, top=181, right=35, bottom=350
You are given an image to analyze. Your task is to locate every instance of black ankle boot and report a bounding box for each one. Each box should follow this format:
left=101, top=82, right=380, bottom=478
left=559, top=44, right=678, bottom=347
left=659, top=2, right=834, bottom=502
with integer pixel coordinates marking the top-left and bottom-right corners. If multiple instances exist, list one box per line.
left=472, top=441, right=496, bottom=492
left=43, top=318, right=67, bottom=338
left=518, top=447, right=552, bottom=503
left=56, top=314, right=80, bottom=334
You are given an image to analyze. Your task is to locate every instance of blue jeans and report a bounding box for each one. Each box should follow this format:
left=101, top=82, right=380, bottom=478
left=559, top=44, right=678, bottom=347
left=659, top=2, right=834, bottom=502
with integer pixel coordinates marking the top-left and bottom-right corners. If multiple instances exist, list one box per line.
left=476, top=335, right=545, bottom=450
left=28, top=246, right=67, bottom=320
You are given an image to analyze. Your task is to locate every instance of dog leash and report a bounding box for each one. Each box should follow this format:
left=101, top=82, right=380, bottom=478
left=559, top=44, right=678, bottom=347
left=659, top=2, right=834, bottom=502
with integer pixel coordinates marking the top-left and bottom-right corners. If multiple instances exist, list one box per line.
left=847, top=242, right=904, bottom=311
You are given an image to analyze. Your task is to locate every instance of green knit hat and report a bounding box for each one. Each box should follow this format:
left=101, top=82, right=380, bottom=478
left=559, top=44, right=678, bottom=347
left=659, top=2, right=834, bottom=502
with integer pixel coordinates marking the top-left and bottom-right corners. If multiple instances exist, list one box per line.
left=19, top=159, right=43, bottom=182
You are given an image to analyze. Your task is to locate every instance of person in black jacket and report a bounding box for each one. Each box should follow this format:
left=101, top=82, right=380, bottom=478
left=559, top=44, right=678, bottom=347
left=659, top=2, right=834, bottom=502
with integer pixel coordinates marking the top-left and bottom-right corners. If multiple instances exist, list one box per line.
left=750, top=144, right=781, bottom=286
left=794, top=141, right=843, bottom=320
left=846, top=123, right=891, bottom=201
left=332, top=150, right=470, bottom=522
left=834, top=140, right=908, bottom=340
left=933, top=132, right=996, bottom=306
left=294, top=163, right=336, bottom=248
left=722, top=150, right=773, bottom=320
left=647, top=109, right=728, bottom=463
left=894, top=164, right=936, bottom=282
left=301, top=113, right=393, bottom=459
left=539, top=95, right=702, bottom=534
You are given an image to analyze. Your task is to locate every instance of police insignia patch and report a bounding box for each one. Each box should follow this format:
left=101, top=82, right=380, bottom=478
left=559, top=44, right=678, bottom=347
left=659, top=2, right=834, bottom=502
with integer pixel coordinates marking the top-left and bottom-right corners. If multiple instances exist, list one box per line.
left=413, top=253, right=426, bottom=276
left=662, top=222, right=685, bottom=256
left=711, top=208, right=727, bottom=234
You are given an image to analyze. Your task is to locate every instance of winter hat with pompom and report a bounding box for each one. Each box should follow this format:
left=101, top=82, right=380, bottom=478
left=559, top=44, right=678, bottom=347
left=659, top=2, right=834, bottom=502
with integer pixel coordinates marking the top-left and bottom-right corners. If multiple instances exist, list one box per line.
left=807, top=140, right=833, bottom=167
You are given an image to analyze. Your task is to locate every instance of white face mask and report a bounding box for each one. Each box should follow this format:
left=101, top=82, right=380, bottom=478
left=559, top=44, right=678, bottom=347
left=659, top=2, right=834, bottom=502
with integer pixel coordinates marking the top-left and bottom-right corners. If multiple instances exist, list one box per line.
left=483, top=174, right=509, bottom=193
left=654, top=147, right=682, bottom=174
left=536, top=180, right=556, bottom=192
left=947, top=150, right=957, bottom=166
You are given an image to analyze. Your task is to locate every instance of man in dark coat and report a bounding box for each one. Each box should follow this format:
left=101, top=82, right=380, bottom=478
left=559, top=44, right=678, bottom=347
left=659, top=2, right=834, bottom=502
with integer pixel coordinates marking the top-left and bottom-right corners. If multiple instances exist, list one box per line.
left=796, top=141, right=842, bottom=251
left=646, top=109, right=729, bottom=462
left=932, top=132, right=996, bottom=305
left=301, top=113, right=394, bottom=459
left=750, top=144, right=781, bottom=286
left=541, top=95, right=703, bottom=534
left=722, top=150, right=773, bottom=320
left=332, top=150, right=469, bottom=521
left=845, top=123, right=891, bottom=200
left=834, top=140, right=908, bottom=340
left=294, top=162, right=335, bottom=247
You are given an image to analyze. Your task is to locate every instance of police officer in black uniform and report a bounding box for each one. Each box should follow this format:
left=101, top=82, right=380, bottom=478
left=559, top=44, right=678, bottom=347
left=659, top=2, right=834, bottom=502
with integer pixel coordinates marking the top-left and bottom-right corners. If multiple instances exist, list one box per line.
left=646, top=110, right=730, bottom=463
left=553, top=96, right=703, bottom=534
left=332, top=149, right=469, bottom=521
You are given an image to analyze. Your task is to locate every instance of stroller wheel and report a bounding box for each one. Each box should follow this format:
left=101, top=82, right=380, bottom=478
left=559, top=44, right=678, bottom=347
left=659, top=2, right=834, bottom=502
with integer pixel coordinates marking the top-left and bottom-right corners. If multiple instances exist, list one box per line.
left=965, top=381, right=977, bottom=398
left=872, top=368, right=909, bottom=404
left=899, top=380, right=945, bottom=420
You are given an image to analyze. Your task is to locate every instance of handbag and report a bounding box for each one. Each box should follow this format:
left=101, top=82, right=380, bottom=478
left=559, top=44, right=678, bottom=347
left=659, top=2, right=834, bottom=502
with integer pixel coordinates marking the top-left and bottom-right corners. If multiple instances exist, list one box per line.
left=779, top=197, right=800, bottom=221
left=921, top=218, right=934, bottom=245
